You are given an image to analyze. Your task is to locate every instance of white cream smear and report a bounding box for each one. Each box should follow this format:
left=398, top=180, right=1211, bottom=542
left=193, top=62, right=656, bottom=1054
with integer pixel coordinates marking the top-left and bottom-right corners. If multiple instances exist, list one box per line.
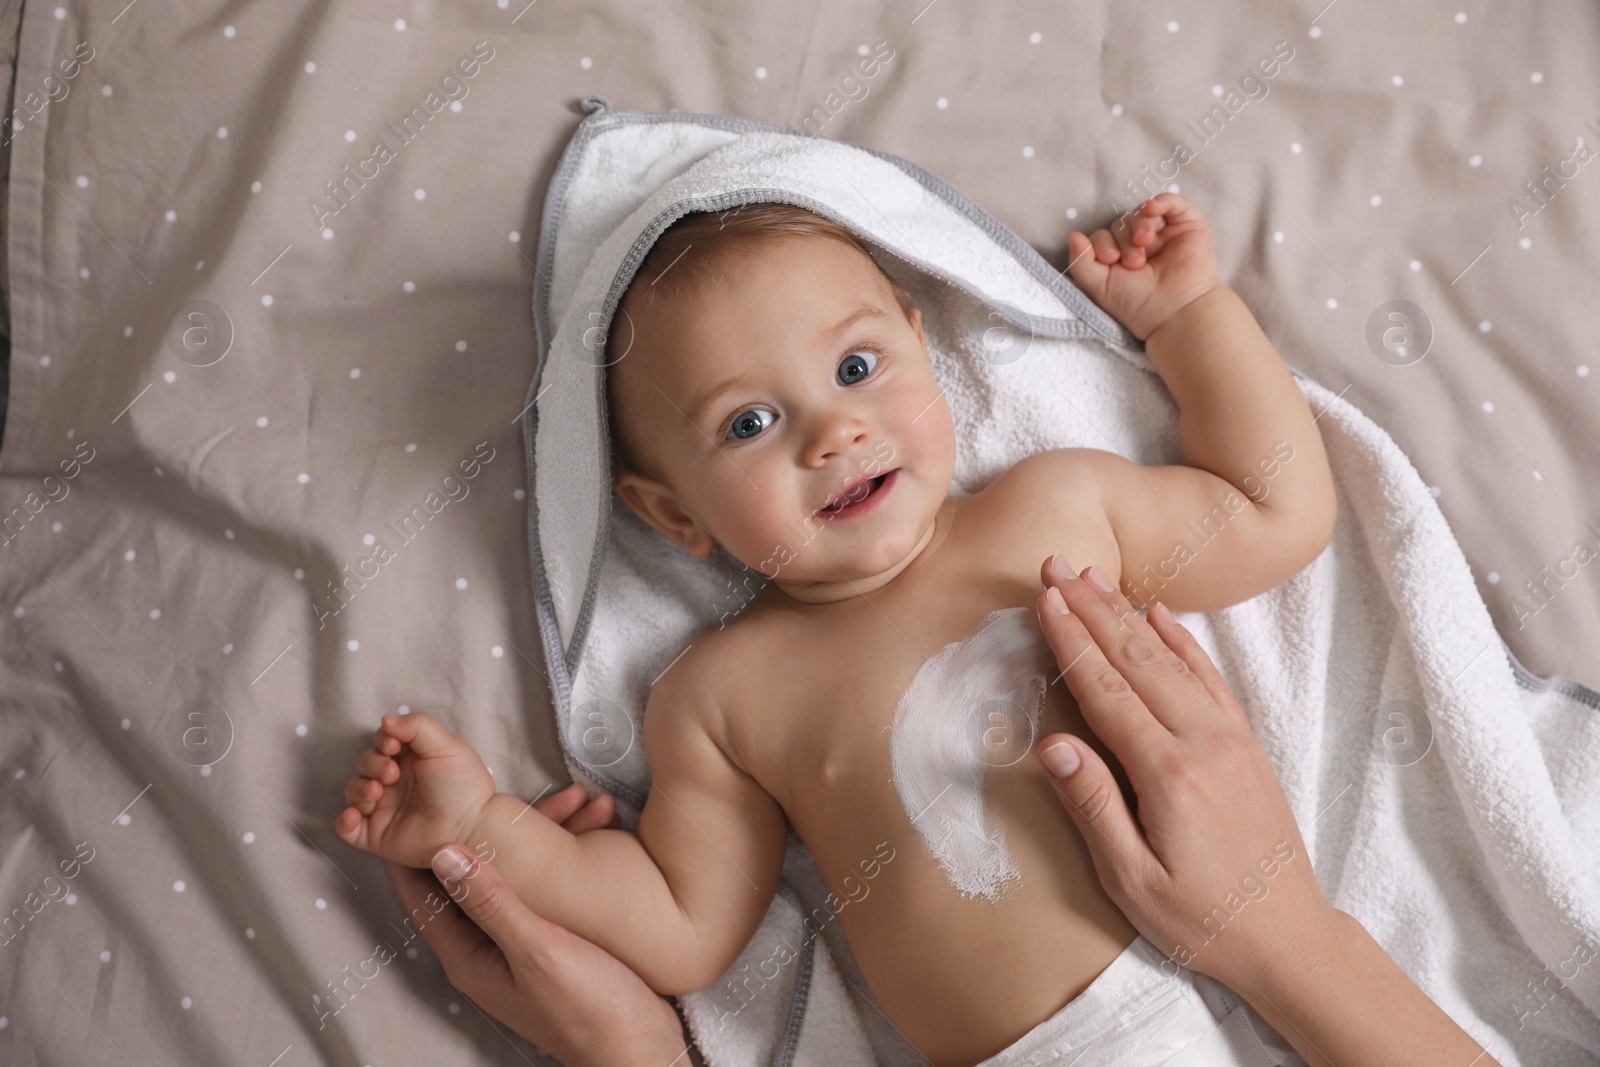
left=889, top=606, right=1053, bottom=903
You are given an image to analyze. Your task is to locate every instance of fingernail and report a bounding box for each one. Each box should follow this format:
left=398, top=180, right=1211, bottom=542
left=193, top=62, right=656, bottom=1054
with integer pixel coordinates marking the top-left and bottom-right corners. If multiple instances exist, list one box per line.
left=1045, top=585, right=1070, bottom=615
left=1041, top=741, right=1080, bottom=778
left=1085, top=565, right=1116, bottom=593
left=1053, top=554, right=1078, bottom=580
left=432, top=844, right=475, bottom=884
left=1152, top=601, right=1175, bottom=625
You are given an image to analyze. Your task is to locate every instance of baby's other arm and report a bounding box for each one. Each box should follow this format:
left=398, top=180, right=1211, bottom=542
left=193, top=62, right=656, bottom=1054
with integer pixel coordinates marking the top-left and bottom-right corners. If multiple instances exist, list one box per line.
left=1101, top=284, right=1336, bottom=612
left=1060, top=194, right=1337, bottom=612
left=468, top=652, right=788, bottom=995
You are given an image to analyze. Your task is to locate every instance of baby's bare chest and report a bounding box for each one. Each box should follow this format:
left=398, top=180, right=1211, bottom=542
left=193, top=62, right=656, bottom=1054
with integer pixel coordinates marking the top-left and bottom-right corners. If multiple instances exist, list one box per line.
left=694, top=504, right=1139, bottom=1060
left=718, top=577, right=1080, bottom=872
left=708, top=486, right=1120, bottom=872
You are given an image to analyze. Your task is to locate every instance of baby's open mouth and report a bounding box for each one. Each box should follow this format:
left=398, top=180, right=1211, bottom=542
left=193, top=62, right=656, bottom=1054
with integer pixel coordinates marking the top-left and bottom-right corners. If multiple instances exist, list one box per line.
left=817, top=469, right=898, bottom=518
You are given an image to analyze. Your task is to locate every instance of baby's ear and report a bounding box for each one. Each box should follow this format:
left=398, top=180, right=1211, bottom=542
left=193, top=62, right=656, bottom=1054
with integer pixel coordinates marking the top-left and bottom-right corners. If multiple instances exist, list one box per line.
left=906, top=305, right=926, bottom=348
left=614, top=472, right=716, bottom=558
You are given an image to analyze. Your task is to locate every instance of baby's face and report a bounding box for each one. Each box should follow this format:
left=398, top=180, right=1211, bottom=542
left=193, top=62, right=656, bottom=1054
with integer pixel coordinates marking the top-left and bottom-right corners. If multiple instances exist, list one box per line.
left=611, top=234, right=956, bottom=589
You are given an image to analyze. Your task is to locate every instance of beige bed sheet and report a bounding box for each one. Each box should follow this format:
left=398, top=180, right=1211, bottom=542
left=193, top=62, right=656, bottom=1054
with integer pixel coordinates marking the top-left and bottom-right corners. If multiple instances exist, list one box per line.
left=1, top=1, right=1596, bottom=1064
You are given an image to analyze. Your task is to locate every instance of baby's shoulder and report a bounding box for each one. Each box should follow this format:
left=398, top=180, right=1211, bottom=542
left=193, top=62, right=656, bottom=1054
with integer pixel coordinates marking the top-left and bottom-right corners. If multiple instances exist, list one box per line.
left=959, top=448, right=1119, bottom=573
left=975, top=448, right=1107, bottom=514
left=659, top=608, right=805, bottom=776
left=662, top=605, right=791, bottom=709
left=683, top=601, right=795, bottom=686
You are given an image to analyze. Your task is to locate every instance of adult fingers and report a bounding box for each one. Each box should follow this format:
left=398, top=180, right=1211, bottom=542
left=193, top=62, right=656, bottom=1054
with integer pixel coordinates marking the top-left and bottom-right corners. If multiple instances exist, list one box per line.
left=561, top=791, right=617, bottom=835
left=1036, top=732, right=1161, bottom=901
left=1034, top=584, right=1170, bottom=778
left=1144, top=602, right=1252, bottom=732
left=1042, top=554, right=1218, bottom=735
left=417, top=854, right=692, bottom=1065
left=532, top=782, right=589, bottom=824
left=430, top=845, right=553, bottom=972
left=389, top=860, right=469, bottom=940
left=386, top=860, right=501, bottom=980
left=529, top=784, right=617, bottom=834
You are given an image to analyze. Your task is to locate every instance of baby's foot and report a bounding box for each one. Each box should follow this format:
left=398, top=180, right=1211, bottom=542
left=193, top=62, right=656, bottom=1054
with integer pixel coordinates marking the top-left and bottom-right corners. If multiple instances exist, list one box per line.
left=334, top=711, right=496, bottom=869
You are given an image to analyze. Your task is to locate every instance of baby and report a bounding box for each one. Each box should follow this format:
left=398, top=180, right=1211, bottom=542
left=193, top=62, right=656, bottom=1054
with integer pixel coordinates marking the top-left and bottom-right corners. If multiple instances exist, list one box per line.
left=335, top=195, right=1337, bottom=1065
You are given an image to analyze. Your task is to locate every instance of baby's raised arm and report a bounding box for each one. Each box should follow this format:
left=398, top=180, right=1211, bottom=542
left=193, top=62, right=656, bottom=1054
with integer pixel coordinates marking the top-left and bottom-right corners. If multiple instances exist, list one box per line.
left=1057, top=193, right=1338, bottom=612
left=469, top=653, right=789, bottom=994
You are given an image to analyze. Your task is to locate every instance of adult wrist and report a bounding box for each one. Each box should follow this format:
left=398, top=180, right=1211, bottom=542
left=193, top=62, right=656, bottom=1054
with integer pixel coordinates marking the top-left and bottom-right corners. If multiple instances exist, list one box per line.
left=1213, top=903, right=1355, bottom=997
left=617, top=1028, right=695, bottom=1067
left=578, top=1003, right=692, bottom=1067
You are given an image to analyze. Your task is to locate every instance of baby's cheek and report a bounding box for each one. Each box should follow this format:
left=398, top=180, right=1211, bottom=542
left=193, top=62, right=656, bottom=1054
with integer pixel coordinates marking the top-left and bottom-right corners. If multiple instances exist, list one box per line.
left=709, top=479, right=789, bottom=558
left=900, top=402, right=956, bottom=476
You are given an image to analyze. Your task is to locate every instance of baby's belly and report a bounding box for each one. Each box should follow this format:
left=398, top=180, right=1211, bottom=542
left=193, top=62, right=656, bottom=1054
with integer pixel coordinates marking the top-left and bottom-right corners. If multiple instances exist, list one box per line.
left=787, top=723, right=1139, bottom=1067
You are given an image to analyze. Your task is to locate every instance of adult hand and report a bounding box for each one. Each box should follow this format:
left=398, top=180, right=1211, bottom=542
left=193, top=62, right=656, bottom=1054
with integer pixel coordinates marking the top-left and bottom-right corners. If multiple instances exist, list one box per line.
left=1032, top=555, right=1504, bottom=1067
left=1031, top=554, right=1337, bottom=987
left=386, top=783, right=691, bottom=1067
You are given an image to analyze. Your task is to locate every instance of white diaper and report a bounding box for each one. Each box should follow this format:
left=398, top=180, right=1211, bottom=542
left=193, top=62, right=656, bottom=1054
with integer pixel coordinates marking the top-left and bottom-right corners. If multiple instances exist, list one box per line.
left=975, top=935, right=1307, bottom=1067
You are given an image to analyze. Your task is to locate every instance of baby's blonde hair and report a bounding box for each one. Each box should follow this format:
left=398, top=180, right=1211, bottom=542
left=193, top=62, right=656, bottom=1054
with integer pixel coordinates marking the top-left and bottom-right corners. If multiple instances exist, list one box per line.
left=606, top=202, right=918, bottom=483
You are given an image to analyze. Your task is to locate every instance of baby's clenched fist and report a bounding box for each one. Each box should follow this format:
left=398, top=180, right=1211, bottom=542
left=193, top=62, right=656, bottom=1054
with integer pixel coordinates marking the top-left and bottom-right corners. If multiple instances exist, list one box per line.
left=1065, top=193, right=1220, bottom=342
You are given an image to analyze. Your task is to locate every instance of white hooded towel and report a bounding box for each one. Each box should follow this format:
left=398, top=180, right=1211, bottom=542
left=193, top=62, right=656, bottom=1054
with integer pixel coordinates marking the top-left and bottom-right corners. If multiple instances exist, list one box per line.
left=522, top=96, right=1600, bottom=1066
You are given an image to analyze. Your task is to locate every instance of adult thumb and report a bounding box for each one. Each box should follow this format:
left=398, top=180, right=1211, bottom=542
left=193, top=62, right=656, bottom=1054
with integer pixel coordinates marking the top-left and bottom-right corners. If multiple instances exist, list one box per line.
left=1038, top=735, right=1151, bottom=885
left=432, top=844, right=543, bottom=951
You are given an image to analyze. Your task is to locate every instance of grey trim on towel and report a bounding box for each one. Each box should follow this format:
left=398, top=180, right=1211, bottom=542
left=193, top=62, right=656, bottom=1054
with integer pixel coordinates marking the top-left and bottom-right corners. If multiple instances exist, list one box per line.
left=1505, top=638, right=1600, bottom=711
left=771, top=881, right=815, bottom=1067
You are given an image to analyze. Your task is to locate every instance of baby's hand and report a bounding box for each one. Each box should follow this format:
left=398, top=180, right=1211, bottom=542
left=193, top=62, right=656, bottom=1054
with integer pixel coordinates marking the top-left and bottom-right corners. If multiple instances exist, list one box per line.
left=335, top=712, right=496, bottom=869
left=1065, top=193, right=1220, bottom=341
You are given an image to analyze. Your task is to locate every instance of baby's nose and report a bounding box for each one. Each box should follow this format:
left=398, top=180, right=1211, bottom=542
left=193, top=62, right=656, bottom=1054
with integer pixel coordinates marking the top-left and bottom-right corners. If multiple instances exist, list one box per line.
left=805, top=414, right=870, bottom=463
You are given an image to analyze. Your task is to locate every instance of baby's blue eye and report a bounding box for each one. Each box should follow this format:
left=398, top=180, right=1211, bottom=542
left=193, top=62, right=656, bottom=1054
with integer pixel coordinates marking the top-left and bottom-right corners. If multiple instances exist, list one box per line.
left=837, top=350, right=879, bottom=385
left=725, top=408, right=775, bottom=441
